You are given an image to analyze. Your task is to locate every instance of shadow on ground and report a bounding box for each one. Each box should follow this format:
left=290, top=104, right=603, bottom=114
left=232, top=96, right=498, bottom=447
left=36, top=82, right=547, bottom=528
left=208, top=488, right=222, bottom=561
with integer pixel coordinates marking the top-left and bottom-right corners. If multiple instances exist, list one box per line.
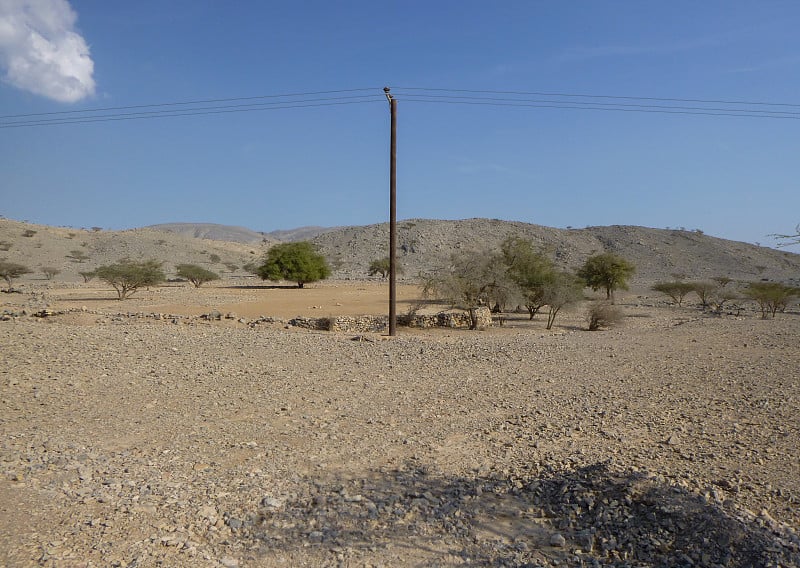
left=234, top=462, right=799, bottom=567
left=224, top=284, right=301, bottom=290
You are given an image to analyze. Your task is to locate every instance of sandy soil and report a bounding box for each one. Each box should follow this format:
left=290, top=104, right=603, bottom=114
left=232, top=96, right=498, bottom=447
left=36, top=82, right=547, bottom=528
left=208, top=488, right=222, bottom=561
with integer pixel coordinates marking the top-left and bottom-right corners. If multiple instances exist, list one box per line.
left=28, top=280, right=423, bottom=320
left=1, top=280, right=799, bottom=567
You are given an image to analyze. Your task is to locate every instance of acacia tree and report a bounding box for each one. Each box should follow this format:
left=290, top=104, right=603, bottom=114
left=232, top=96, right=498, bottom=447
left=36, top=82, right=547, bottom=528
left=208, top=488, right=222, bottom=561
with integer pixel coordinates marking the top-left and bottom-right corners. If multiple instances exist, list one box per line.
left=368, top=257, right=403, bottom=279
left=78, top=270, right=96, bottom=283
left=691, top=281, right=717, bottom=308
left=0, top=261, right=32, bottom=291
left=423, top=250, right=518, bottom=330
left=744, top=282, right=797, bottom=319
left=501, top=236, right=555, bottom=319
left=95, top=259, right=165, bottom=300
left=652, top=281, right=695, bottom=306
left=541, top=271, right=584, bottom=329
left=577, top=253, right=636, bottom=303
left=176, top=264, right=220, bottom=287
left=257, top=242, right=330, bottom=288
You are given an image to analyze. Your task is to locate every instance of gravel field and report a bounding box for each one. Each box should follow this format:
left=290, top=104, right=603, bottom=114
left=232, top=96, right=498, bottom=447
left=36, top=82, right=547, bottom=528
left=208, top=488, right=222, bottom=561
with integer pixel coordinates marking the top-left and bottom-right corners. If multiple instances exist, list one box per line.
left=1, top=285, right=799, bottom=567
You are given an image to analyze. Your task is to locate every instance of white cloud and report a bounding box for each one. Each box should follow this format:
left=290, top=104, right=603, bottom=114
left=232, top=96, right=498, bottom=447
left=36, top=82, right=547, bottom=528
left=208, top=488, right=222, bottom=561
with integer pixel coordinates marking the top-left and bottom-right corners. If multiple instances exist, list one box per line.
left=0, top=0, right=95, bottom=102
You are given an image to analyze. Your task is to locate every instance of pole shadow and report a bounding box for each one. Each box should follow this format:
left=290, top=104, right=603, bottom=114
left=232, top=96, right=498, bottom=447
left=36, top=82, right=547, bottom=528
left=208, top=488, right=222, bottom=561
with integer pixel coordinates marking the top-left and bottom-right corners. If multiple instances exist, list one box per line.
left=231, top=461, right=799, bottom=567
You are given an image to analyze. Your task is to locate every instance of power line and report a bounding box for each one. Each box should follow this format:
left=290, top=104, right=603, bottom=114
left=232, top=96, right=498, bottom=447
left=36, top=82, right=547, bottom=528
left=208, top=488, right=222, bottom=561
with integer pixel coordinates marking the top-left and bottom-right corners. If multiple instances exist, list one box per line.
left=4, top=86, right=800, bottom=129
left=394, top=86, right=800, bottom=109
left=0, top=99, right=384, bottom=129
left=0, top=87, right=382, bottom=119
left=389, top=92, right=800, bottom=117
left=394, top=96, right=800, bottom=120
left=0, top=95, right=384, bottom=128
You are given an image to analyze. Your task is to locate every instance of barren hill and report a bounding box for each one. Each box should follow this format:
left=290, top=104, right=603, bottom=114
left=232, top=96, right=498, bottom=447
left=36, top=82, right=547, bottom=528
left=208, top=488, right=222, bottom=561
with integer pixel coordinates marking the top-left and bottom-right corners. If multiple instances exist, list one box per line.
left=2, top=217, right=799, bottom=286
left=265, top=226, right=338, bottom=242
left=145, top=222, right=270, bottom=244
left=311, top=218, right=800, bottom=284
left=0, top=219, right=264, bottom=283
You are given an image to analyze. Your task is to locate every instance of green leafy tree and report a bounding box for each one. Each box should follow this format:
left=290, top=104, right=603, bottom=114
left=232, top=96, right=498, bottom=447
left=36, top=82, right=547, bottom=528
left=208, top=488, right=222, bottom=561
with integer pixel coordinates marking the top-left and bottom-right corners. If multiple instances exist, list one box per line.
left=257, top=242, right=330, bottom=288
left=744, top=282, right=797, bottom=319
left=176, top=264, right=220, bottom=288
left=501, top=236, right=555, bottom=319
left=95, top=259, right=165, bottom=300
left=577, top=253, right=636, bottom=303
left=243, top=261, right=260, bottom=275
left=652, top=281, right=695, bottom=306
left=368, top=257, right=404, bottom=279
left=0, top=261, right=32, bottom=290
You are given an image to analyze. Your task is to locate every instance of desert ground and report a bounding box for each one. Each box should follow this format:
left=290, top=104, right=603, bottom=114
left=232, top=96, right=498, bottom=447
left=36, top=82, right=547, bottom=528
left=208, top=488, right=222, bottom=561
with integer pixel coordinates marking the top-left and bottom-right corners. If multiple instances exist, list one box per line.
left=1, top=279, right=799, bottom=567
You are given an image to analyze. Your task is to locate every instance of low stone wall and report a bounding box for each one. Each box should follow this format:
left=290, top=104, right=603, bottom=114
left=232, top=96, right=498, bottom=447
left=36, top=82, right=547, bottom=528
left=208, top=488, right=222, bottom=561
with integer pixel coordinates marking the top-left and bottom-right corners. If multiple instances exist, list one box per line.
left=288, top=307, right=493, bottom=333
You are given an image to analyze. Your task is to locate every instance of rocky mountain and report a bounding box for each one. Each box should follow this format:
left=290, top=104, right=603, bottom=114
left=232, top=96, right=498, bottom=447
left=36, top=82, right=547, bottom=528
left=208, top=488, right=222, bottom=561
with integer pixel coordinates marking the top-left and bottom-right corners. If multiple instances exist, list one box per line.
left=0, top=219, right=263, bottom=282
left=145, top=223, right=269, bottom=244
left=310, top=218, right=800, bottom=284
left=146, top=222, right=337, bottom=244
left=264, top=226, right=338, bottom=242
left=2, top=217, right=798, bottom=285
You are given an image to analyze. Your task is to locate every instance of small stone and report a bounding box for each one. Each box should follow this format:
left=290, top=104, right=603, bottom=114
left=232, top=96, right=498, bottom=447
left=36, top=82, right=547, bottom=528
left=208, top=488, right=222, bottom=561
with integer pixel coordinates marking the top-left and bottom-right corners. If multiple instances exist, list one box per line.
left=261, top=496, right=283, bottom=510
left=226, top=517, right=242, bottom=530
left=219, top=556, right=239, bottom=567
left=550, top=533, right=566, bottom=547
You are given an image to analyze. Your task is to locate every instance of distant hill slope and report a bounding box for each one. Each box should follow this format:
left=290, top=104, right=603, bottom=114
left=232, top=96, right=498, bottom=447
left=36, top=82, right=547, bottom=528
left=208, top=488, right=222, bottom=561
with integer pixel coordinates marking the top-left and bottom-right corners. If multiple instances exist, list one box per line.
left=310, top=218, right=800, bottom=284
left=145, top=223, right=269, bottom=244
left=264, top=226, right=338, bottom=242
left=145, top=222, right=337, bottom=243
left=2, top=217, right=798, bottom=286
left=0, top=219, right=264, bottom=283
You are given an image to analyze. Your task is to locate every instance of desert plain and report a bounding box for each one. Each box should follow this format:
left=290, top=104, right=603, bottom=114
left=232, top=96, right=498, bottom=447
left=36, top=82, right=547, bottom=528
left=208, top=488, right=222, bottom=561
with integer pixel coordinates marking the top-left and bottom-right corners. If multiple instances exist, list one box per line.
left=1, top=278, right=799, bottom=568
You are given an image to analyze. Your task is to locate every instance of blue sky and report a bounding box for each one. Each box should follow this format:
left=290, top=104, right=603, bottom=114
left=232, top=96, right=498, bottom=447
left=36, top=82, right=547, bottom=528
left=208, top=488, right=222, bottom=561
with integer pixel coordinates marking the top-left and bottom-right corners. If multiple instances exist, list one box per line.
left=1, top=1, right=799, bottom=251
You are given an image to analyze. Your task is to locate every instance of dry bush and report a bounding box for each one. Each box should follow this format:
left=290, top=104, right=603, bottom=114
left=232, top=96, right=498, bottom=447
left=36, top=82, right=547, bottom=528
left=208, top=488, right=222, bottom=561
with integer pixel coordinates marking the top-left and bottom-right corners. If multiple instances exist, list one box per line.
left=587, top=301, right=623, bottom=331
left=41, top=266, right=61, bottom=280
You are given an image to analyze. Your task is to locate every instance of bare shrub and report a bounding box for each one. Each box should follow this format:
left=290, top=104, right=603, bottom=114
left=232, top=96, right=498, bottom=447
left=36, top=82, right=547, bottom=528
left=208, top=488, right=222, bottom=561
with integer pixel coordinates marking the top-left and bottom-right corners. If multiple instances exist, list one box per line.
left=587, top=302, right=623, bottom=331
left=66, top=250, right=90, bottom=263
left=41, top=266, right=61, bottom=280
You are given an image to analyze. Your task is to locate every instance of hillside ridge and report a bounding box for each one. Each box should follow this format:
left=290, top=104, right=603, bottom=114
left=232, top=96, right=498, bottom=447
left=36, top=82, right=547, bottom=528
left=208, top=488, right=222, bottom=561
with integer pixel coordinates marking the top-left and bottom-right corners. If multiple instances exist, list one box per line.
left=1, top=217, right=798, bottom=285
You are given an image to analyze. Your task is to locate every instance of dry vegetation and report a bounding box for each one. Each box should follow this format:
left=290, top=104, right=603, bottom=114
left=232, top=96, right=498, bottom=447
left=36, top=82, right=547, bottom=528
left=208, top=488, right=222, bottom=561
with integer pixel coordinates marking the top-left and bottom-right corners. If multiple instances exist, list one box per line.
left=1, top=218, right=799, bottom=567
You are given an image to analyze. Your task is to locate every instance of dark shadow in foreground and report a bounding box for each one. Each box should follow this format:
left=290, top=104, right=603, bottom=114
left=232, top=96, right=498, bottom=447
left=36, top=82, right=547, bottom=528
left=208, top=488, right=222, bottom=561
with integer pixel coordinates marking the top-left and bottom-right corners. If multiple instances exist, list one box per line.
left=223, top=284, right=302, bottom=290
left=230, top=462, right=799, bottom=567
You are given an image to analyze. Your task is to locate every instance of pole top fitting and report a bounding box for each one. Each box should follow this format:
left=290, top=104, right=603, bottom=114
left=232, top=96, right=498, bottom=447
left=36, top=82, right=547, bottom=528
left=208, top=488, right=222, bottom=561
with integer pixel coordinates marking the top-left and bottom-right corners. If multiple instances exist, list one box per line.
left=383, top=87, right=393, bottom=102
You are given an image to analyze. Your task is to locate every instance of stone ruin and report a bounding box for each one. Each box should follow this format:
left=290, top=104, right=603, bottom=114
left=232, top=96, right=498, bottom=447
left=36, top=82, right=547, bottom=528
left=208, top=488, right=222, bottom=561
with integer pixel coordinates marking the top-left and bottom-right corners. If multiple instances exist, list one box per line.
left=288, top=306, right=493, bottom=333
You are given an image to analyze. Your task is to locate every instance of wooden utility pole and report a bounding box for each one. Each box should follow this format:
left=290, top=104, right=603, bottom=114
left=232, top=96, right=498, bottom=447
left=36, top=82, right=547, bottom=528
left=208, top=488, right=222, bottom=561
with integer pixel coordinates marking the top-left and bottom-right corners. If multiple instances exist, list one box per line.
left=384, top=87, right=397, bottom=336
